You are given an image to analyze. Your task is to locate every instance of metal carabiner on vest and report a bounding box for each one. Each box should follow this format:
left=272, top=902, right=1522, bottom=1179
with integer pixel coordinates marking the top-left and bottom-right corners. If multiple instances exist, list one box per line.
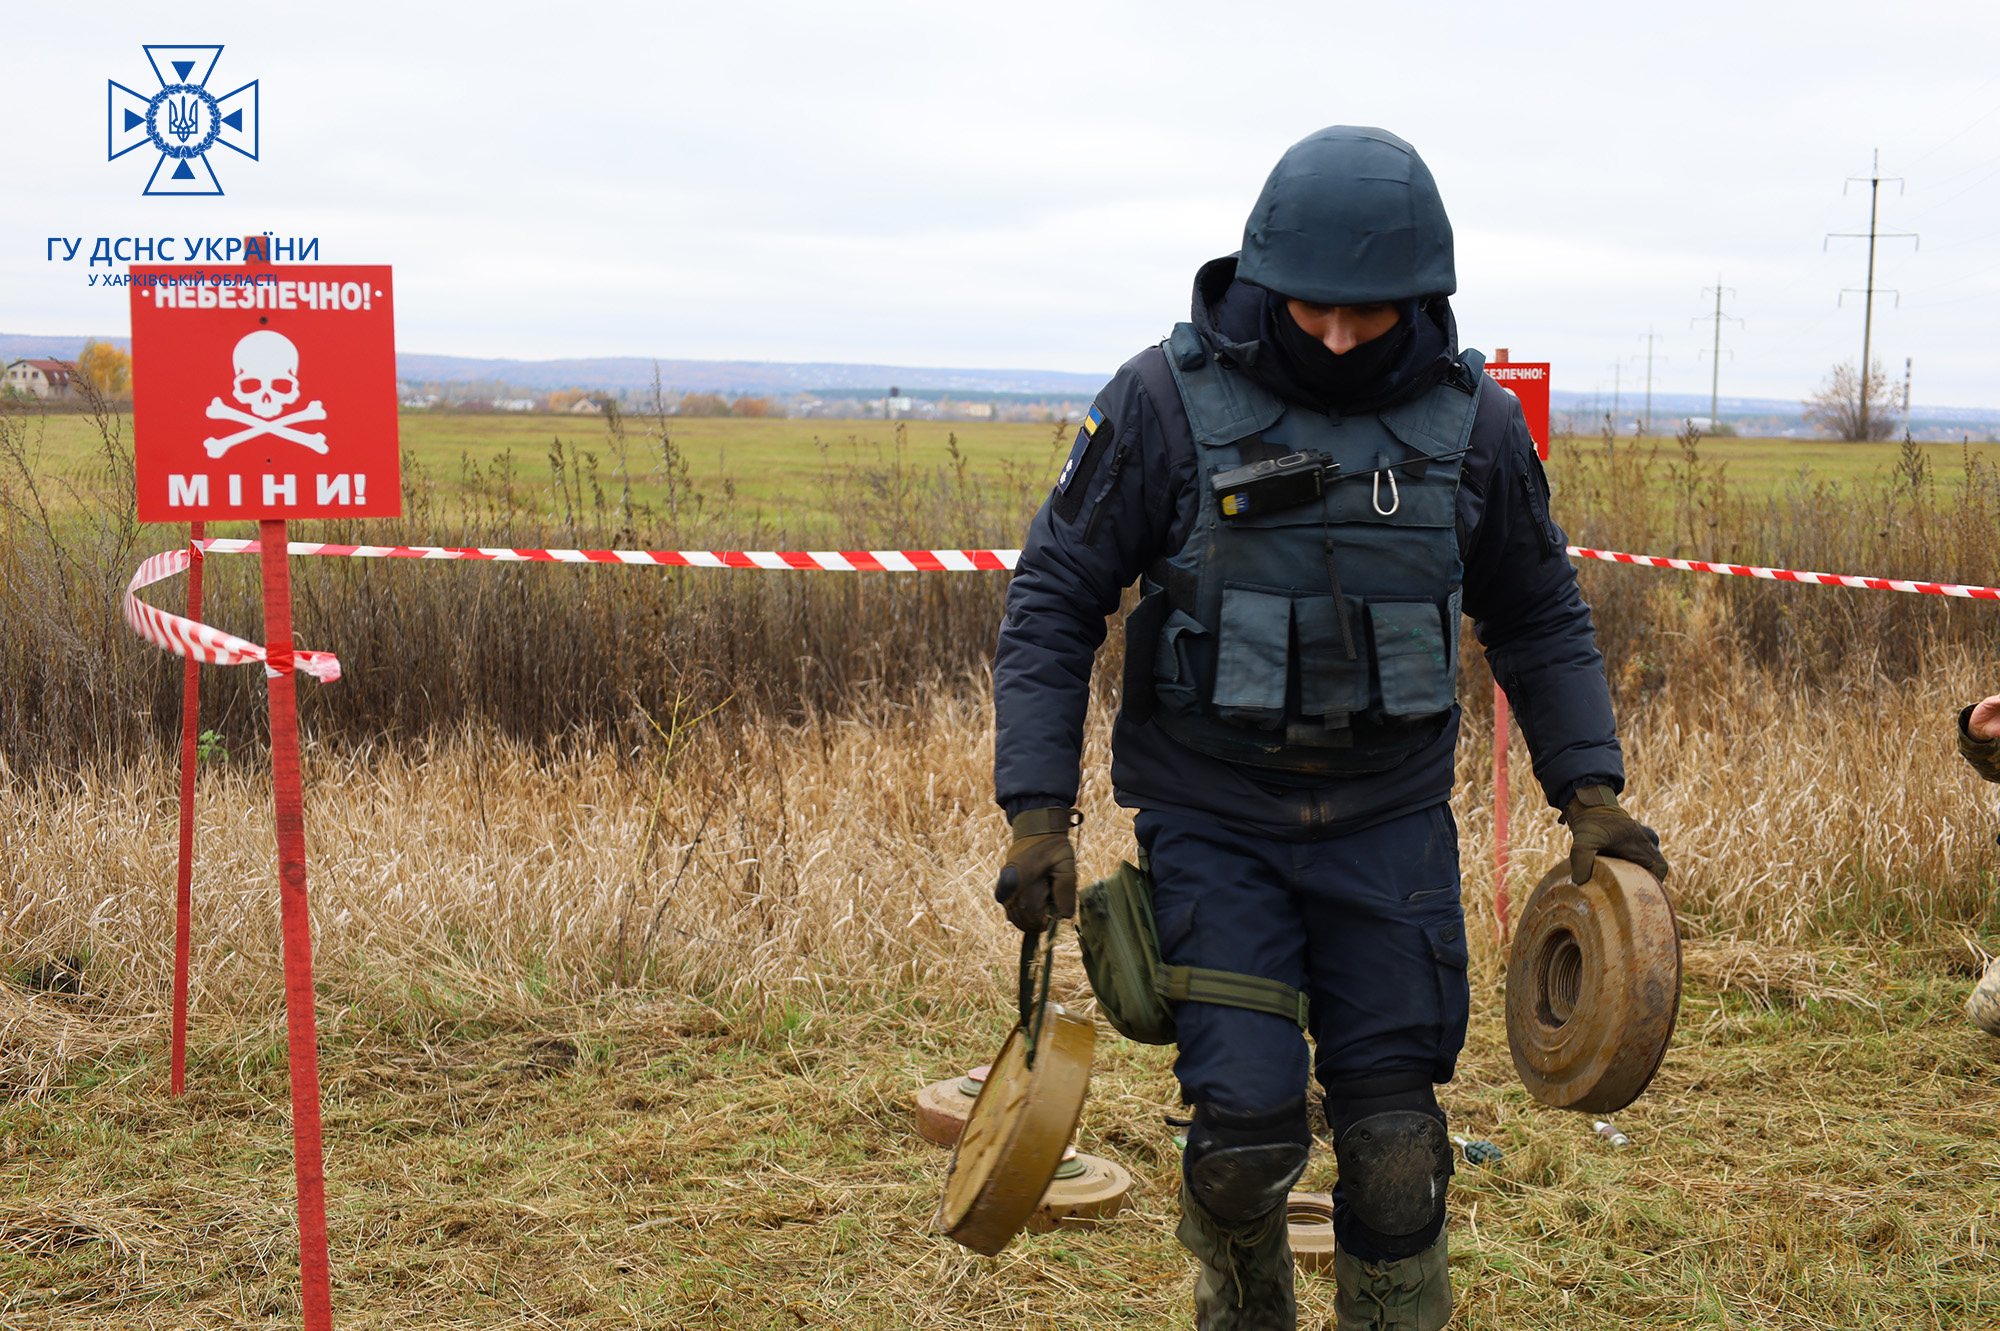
left=1371, top=466, right=1401, bottom=516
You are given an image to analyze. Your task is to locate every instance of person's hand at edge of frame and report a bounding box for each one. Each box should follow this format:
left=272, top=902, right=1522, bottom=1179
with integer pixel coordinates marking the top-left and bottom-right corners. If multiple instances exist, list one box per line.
left=1966, top=695, right=2000, bottom=741
left=1562, top=784, right=1669, bottom=886
left=994, top=807, right=1080, bottom=933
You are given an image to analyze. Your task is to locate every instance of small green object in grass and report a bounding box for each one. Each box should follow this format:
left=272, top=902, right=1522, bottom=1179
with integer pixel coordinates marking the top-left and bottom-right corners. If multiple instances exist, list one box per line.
left=196, top=730, right=227, bottom=765
left=1451, top=1133, right=1502, bottom=1167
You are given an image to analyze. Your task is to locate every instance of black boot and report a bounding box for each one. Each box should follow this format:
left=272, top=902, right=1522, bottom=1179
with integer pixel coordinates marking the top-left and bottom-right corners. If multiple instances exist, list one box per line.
left=1177, top=1182, right=1296, bottom=1331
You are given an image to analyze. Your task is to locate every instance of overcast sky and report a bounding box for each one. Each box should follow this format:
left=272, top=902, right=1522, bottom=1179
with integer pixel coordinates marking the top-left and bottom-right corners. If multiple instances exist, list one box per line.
left=7, top=0, right=2000, bottom=407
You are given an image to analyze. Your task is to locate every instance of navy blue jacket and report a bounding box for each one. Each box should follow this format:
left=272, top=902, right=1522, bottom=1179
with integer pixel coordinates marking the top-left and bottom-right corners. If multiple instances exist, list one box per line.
left=993, top=262, right=1624, bottom=841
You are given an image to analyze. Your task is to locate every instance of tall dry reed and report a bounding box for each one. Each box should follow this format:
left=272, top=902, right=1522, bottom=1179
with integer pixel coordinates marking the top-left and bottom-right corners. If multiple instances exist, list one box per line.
left=0, top=408, right=1044, bottom=772
left=5, top=642, right=1993, bottom=1064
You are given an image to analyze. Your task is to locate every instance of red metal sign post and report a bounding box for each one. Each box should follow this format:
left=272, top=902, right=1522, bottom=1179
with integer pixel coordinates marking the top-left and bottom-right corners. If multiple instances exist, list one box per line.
left=1481, top=352, right=1552, bottom=939
left=130, top=258, right=399, bottom=1331
left=170, top=522, right=204, bottom=1098
left=258, top=524, right=334, bottom=1329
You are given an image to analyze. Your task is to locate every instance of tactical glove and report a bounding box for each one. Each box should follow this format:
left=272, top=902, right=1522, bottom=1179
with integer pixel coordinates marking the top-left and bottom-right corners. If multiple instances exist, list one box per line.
left=994, top=807, right=1079, bottom=933
left=1958, top=703, right=2000, bottom=784
left=1561, top=784, right=1669, bottom=885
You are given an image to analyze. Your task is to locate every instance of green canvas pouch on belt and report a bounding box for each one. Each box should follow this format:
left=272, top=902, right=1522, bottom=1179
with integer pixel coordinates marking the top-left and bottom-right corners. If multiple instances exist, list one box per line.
left=1076, top=856, right=1309, bottom=1045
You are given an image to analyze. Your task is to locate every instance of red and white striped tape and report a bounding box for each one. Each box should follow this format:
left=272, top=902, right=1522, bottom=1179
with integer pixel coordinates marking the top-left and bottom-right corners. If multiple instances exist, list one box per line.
left=193, top=538, right=1022, bottom=572
left=121, top=540, right=1022, bottom=676
left=123, top=546, right=342, bottom=682
left=1566, top=545, right=2000, bottom=601
left=122, top=536, right=2000, bottom=679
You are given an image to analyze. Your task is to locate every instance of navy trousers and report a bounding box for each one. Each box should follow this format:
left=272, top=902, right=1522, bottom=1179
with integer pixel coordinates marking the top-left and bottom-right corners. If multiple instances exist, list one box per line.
left=1136, top=802, right=1470, bottom=1117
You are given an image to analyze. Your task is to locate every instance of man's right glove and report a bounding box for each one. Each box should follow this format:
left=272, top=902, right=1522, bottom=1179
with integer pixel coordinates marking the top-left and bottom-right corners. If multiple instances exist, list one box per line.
left=1561, top=784, right=1669, bottom=885
left=994, top=807, right=1079, bottom=933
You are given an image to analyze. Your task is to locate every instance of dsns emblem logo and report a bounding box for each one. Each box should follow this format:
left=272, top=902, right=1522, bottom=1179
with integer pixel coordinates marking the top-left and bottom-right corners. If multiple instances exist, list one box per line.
left=108, top=45, right=259, bottom=196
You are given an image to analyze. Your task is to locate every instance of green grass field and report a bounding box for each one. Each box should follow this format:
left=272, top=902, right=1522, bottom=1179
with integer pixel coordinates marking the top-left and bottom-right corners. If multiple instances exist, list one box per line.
left=1575, top=433, right=2000, bottom=494
left=12, top=410, right=2000, bottom=525
left=8, top=411, right=1077, bottom=524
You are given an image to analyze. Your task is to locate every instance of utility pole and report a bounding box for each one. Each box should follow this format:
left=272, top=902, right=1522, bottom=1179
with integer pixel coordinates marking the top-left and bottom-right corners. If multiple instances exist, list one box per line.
left=1636, top=329, right=1664, bottom=437
left=1901, top=356, right=1913, bottom=437
left=1826, top=150, right=1918, bottom=440
left=1693, top=277, right=1741, bottom=428
left=1612, top=362, right=1621, bottom=427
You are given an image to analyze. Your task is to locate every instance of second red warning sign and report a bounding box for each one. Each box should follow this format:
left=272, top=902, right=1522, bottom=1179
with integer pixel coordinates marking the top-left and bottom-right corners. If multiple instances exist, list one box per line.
left=130, top=265, right=401, bottom=522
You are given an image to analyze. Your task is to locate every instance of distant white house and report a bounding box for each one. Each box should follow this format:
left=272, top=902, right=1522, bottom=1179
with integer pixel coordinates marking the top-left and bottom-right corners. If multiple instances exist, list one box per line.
left=4, top=358, right=74, bottom=399
left=500, top=399, right=537, bottom=412
left=569, top=397, right=604, bottom=414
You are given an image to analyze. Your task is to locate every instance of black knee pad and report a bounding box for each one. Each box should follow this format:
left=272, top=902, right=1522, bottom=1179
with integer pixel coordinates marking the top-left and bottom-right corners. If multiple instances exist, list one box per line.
left=1324, top=1077, right=1451, bottom=1261
left=1182, top=1097, right=1312, bottom=1226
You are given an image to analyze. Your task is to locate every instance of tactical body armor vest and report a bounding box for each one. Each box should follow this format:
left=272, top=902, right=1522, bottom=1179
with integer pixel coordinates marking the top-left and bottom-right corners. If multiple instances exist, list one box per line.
left=1133, top=322, right=1484, bottom=777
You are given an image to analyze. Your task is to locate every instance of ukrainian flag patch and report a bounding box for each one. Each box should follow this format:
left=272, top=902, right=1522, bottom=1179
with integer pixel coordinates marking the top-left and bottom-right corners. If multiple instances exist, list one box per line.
left=1055, top=405, right=1106, bottom=495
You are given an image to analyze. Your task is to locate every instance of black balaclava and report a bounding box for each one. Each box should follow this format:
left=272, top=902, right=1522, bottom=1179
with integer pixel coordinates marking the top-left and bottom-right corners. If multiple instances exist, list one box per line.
left=1255, top=290, right=1445, bottom=418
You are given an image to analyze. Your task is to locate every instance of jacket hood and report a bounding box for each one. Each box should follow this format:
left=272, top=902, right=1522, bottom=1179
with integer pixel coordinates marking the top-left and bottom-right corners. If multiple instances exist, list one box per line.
left=1189, top=254, right=1460, bottom=418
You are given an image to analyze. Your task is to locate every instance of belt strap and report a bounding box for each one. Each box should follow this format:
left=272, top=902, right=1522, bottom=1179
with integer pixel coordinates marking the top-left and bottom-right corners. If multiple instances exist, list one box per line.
left=1156, top=965, right=1309, bottom=1030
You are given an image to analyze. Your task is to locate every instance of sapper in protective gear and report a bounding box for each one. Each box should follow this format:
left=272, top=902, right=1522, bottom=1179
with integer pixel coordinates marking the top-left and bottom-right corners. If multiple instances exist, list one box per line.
left=993, top=806, right=1079, bottom=933
left=992, top=123, right=1658, bottom=1331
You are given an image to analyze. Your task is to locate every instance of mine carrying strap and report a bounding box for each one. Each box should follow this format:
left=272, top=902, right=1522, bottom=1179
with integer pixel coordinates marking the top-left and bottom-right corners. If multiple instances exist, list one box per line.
left=1156, top=964, right=1310, bottom=1029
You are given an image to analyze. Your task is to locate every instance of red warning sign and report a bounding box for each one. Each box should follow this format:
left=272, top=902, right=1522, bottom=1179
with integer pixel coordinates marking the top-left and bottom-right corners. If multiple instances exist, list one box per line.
left=130, top=266, right=401, bottom=521
left=1483, top=362, right=1551, bottom=461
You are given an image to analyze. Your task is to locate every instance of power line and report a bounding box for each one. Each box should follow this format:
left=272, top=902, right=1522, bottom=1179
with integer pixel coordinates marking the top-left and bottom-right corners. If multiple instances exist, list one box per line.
left=1897, top=82, right=2000, bottom=174
left=1825, top=149, right=1919, bottom=439
left=1636, top=329, right=1664, bottom=436
left=1692, top=277, right=1741, bottom=426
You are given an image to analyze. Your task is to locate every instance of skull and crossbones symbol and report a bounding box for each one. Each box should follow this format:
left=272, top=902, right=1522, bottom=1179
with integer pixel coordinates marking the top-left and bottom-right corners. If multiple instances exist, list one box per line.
left=203, top=330, right=329, bottom=457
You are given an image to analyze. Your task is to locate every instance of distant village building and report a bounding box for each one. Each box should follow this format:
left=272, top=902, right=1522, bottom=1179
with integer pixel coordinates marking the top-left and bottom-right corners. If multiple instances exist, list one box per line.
left=499, top=399, right=537, bottom=412
left=4, top=359, right=75, bottom=399
left=569, top=397, right=604, bottom=413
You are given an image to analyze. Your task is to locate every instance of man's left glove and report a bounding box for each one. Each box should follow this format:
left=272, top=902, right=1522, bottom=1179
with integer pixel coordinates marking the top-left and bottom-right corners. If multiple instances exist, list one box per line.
left=1561, top=784, right=1669, bottom=885
left=994, top=807, right=1079, bottom=933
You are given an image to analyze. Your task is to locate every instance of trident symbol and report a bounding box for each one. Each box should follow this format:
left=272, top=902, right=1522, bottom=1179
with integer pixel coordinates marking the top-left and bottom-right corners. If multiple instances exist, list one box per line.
left=166, top=95, right=199, bottom=142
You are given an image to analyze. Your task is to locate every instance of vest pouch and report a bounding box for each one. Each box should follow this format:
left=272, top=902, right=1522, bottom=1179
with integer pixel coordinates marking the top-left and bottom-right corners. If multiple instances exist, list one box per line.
left=1152, top=608, right=1209, bottom=718
left=1211, top=584, right=1289, bottom=728
left=1368, top=597, right=1458, bottom=717
left=1296, top=593, right=1370, bottom=721
left=1077, top=857, right=1311, bottom=1047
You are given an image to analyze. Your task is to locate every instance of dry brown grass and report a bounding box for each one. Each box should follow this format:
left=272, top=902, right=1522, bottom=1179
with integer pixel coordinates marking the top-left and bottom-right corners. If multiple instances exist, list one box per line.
left=3, top=669, right=2000, bottom=1326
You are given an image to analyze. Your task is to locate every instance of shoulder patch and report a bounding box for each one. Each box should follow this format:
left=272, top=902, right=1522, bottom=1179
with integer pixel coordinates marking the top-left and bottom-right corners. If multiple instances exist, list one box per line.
left=1055, top=405, right=1107, bottom=495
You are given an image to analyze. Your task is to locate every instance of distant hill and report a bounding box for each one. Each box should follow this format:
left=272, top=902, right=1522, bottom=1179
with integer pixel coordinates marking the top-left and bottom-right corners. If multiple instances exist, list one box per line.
left=1550, top=388, right=2000, bottom=426
left=389, top=353, right=1110, bottom=397
left=0, top=334, right=1107, bottom=399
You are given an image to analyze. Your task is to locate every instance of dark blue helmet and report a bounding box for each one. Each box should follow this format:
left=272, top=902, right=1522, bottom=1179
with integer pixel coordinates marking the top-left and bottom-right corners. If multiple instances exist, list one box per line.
left=1238, top=126, right=1456, bottom=305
